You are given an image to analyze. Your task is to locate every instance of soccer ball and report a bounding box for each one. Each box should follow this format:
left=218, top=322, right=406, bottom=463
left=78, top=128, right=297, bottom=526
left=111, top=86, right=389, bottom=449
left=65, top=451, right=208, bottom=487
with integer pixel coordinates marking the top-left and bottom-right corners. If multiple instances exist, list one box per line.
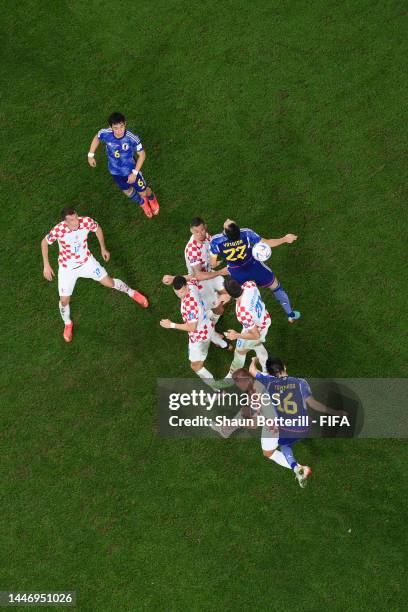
left=252, top=242, right=271, bottom=262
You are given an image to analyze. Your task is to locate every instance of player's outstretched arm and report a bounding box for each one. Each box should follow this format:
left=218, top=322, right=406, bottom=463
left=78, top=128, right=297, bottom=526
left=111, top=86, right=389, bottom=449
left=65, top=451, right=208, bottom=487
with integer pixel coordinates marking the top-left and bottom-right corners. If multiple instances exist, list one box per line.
left=95, top=226, right=110, bottom=262
left=306, top=396, right=347, bottom=416
left=209, top=254, right=220, bottom=269
left=160, top=319, right=197, bottom=333
left=41, top=238, right=54, bottom=281
left=193, top=267, right=229, bottom=281
left=262, top=234, right=298, bottom=248
left=225, top=327, right=260, bottom=342
left=162, top=274, right=192, bottom=285
left=249, top=357, right=261, bottom=378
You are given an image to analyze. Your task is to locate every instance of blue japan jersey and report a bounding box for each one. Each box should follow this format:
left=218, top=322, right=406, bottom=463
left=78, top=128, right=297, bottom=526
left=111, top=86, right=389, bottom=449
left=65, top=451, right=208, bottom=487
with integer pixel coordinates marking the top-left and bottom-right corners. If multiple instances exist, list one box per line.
left=210, top=228, right=261, bottom=265
left=210, top=228, right=275, bottom=287
left=256, top=373, right=312, bottom=435
left=97, top=128, right=144, bottom=176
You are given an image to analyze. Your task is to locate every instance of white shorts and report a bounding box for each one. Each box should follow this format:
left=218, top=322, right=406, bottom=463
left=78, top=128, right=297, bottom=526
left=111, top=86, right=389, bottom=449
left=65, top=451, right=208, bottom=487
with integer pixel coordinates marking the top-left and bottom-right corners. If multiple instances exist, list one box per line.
left=199, top=276, right=225, bottom=309
left=188, top=327, right=219, bottom=362
left=236, top=319, right=271, bottom=352
left=58, top=255, right=108, bottom=297
left=261, top=426, right=279, bottom=451
left=188, top=339, right=211, bottom=363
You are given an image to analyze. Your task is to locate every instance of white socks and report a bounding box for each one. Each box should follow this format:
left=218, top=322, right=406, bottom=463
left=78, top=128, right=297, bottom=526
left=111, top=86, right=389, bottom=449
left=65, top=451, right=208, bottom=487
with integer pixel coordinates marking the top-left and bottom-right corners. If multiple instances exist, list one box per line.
left=113, top=278, right=133, bottom=296
left=269, top=450, right=291, bottom=469
left=59, top=302, right=71, bottom=324
left=226, top=346, right=267, bottom=377
left=227, top=350, right=246, bottom=377
left=196, top=366, right=214, bottom=380
left=255, top=344, right=268, bottom=373
left=211, top=333, right=228, bottom=349
left=196, top=366, right=218, bottom=389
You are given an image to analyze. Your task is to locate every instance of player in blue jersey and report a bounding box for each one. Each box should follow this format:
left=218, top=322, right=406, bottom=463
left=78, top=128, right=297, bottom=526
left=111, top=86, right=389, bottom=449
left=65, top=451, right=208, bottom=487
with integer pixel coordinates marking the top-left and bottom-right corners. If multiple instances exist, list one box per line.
left=210, top=219, right=300, bottom=323
left=87, top=112, right=160, bottom=219
left=248, top=356, right=346, bottom=487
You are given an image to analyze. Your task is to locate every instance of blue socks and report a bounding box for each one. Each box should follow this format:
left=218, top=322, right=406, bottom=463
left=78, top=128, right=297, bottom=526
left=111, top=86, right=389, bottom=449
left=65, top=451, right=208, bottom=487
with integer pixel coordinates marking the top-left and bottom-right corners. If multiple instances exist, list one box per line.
left=129, top=189, right=143, bottom=205
left=280, top=445, right=298, bottom=470
left=272, top=283, right=295, bottom=317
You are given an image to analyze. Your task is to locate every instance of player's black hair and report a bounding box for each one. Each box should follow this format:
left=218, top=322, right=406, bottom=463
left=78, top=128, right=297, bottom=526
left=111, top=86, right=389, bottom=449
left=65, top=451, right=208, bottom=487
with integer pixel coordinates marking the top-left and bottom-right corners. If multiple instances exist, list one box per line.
left=108, top=112, right=126, bottom=126
left=61, top=207, right=77, bottom=220
left=223, top=277, right=243, bottom=298
left=224, top=222, right=241, bottom=241
left=172, top=275, right=187, bottom=290
left=266, top=357, right=285, bottom=376
left=190, top=217, right=205, bottom=228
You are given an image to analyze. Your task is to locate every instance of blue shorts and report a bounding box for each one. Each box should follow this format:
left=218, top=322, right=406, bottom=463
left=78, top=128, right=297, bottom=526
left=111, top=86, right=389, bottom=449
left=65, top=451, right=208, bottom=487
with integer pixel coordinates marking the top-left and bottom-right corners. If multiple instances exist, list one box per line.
left=279, top=430, right=309, bottom=445
left=278, top=437, right=301, bottom=446
left=111, top=171, right=148, bottom=193
left=228, top=258, right=275, bottom=287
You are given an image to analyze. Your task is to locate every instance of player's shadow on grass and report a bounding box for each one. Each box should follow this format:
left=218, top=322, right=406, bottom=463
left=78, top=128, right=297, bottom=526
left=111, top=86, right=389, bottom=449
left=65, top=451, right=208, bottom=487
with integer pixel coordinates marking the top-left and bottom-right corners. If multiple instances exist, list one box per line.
left=310, top=380, right=364, bottom=439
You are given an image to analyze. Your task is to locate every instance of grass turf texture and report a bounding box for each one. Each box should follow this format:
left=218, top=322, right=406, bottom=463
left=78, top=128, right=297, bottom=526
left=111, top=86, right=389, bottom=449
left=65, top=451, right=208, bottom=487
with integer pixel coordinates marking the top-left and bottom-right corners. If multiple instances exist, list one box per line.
left=1, top=1, right=407, bottom=610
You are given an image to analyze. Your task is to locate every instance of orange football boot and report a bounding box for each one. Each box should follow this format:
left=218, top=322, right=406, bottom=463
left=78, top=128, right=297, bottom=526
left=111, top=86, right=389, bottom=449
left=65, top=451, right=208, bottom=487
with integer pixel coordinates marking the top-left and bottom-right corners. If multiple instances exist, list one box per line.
left=140, top=199, right=153, bottom=218
left=148, top=193, right=160, bottom=216
left=131, top=290, right=149, bottom=308
left=63, top=321, right=73, bottom=342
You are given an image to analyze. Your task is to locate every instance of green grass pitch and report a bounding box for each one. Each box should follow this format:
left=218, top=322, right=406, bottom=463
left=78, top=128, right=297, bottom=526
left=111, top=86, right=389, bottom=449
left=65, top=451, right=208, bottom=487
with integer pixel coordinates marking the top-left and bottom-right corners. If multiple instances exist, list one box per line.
left=1, top=1, right=407, bottom=610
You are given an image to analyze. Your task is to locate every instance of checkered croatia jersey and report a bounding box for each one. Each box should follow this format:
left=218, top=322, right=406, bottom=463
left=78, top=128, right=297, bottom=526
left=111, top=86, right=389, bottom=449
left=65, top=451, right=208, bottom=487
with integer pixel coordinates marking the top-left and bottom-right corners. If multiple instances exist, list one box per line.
left=184, top=233, right=213, bottom=275
left=45, top=216, right=98, bottom=269
left=180, top=281, right=212, bottom=343
left=236, top=281, right=271, bottom=331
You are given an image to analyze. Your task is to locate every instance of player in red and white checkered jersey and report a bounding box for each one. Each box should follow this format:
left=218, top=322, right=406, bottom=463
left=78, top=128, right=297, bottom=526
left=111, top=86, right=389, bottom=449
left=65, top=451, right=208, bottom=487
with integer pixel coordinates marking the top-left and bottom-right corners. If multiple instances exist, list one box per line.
left=160, top=276, right=230, bottom=386
left=184, top=217, right=229, bottom=314
left=41, top=207, right=149, bottom=343
left=162, top=217, right=230, bottom=326
left=222, top=278, right=271, bottom=377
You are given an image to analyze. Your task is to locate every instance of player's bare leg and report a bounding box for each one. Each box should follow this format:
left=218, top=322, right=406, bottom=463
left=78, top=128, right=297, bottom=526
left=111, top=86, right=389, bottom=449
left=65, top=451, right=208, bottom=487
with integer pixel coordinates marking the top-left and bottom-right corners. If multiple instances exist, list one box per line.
left=123, top=187, right=153, bottom=219
left=140, top=186, right=160, bottom=216
left=100, top=276, right=149, bottom=308
left=59, top=296, right=73, bottom=342
left=269, top=276, right=301, bottom=323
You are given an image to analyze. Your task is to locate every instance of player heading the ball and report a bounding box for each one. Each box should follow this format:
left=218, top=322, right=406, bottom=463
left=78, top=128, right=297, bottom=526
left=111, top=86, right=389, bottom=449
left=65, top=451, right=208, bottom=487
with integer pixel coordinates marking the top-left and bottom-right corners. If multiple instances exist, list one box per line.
left=41, top=208, right=149, bottom=343
left=210, top=219, right=300, bottom=323
left=162, top=217, right=230, bottom=321
left=88, top=112, right=159, bottom=219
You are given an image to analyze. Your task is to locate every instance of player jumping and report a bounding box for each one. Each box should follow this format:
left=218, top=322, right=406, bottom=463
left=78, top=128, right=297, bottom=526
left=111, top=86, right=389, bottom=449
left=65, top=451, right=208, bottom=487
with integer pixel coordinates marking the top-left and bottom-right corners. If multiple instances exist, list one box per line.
left=160, top=276, right=230, bottom=386
left=249, top=356, right=346, bottom=487
left=87, top=112, right=160, bottom=219
left=162, top=217, right=229, bottom=321
left=223, top=277, right=271, bottom=377
left=210, top=219, right=300, bottom=322
left=41, top=208, right=148, bottom=342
